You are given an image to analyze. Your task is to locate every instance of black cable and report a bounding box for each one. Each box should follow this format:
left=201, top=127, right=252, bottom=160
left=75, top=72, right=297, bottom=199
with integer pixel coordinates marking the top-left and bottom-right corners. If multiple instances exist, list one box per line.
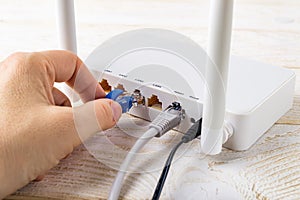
left=151, top=119, right=202, bottom=200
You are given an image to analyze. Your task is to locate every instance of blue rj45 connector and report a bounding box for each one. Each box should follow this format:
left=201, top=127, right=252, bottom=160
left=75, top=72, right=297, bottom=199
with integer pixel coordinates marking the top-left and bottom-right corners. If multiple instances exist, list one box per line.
left=106, top=89, right=133, bottom=113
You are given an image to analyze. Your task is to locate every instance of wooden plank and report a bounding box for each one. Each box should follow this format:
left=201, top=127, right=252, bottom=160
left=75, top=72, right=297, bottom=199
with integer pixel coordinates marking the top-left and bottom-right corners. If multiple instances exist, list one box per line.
left=6, top=120, right=300, bottom=199
left=1, top=0, right=300, bottom=199
left=277, top=95, right=300, bottom=125
left=277, top=69, right=300, bottom=124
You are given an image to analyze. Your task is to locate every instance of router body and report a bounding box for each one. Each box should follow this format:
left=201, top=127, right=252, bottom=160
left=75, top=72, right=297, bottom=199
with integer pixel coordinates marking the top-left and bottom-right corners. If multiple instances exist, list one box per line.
left=85, top=29, right=295, bottom=151
left=55, top=0, right=295, bottom=153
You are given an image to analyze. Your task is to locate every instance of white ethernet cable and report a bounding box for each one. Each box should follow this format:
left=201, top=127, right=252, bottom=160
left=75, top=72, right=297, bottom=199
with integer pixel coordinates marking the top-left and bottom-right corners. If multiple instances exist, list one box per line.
left=108, top=102, right=183, bottom=200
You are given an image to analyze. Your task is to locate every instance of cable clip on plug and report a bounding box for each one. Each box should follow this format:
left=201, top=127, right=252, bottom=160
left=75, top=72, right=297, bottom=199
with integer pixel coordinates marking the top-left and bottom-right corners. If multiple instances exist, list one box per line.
left=150, top=102, right=183, bottom=137
left=106, top=89, right=145, bottom=113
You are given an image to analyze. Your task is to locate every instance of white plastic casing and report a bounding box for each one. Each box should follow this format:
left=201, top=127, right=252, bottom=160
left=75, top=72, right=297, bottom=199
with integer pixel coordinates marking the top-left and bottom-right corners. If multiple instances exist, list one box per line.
left=84, top=29, right=295, bottom=151
left=224, top=57, right=295, bottom=150
left=91, top=57, right=295, bottom=151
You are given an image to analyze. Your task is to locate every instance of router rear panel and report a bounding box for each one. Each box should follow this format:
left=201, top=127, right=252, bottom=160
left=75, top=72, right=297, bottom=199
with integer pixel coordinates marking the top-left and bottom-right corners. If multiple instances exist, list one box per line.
left=92, top=60, right=295, bottom=151
left=84, top=29, right=295, bottom=151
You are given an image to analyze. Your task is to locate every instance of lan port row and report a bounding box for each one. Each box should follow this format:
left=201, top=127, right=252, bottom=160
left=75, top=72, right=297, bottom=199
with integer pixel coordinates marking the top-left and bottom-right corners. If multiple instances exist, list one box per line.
left=99, top=79, right=162, bottom=110
left=99, top=79, right=126, bottom=93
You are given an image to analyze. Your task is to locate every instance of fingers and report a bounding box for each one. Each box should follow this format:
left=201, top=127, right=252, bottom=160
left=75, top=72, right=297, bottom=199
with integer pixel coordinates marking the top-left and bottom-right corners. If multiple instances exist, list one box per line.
left=40, top=50, right=105, bottom=102
left=52, top=87, right=71, bottom=107
left=34, top=175, right=45, bottom=182
left=42, top=98, right=122, bottom=152
left=72, top=99, right=122, bottom=144
left=27, top=99, right=122, bottom=186
left=4, top=51, right=104, bottom=103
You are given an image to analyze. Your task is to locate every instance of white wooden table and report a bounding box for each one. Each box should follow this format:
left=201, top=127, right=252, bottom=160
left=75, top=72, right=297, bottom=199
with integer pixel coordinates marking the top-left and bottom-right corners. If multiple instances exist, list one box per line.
left=1, top=0, right=300, bottom=199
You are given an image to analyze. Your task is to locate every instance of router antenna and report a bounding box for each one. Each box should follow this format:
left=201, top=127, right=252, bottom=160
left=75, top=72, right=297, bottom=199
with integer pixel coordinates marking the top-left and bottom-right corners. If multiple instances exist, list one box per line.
left=55, top=0, right=79, bottom=102
left=201, top=0, right=234, bottom=155
left=56, top=0, right=77, bottom=53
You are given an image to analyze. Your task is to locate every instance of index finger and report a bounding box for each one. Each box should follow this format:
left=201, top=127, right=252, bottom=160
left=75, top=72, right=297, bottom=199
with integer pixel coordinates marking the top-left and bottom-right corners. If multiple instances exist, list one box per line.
left=41, top=50, right=105, bottom=102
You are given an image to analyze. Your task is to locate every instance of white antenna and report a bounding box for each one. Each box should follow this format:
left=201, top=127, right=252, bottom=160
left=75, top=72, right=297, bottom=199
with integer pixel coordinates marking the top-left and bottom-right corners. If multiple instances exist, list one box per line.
left=55, top=0, right=79, bottom=102
left=55, top=0, right=77, bottom=53
left=201, top=0, right=234, bottom=155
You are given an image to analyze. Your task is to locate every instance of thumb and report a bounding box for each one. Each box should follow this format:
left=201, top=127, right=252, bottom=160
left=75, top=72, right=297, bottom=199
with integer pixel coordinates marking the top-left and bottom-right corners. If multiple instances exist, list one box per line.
left=41, top=99, right=122, bottom=153
left=9, top=99, right=122, bottom=189
left=73, top=99, right=122, bottom=144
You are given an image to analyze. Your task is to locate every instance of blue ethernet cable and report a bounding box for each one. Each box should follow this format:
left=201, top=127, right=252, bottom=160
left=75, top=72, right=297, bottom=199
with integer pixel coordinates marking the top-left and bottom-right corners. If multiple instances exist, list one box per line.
left=106, top=89, right=134, bottom=113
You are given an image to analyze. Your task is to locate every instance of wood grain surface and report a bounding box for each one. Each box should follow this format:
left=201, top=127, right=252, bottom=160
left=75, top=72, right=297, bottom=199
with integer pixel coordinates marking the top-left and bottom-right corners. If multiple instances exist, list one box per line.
left=1, top=0, right=300, bottom=199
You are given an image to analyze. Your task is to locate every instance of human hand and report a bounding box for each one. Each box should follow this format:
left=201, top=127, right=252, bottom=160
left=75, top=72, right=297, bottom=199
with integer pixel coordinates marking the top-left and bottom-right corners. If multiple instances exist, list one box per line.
left=0, top=50, right=122, bottom=198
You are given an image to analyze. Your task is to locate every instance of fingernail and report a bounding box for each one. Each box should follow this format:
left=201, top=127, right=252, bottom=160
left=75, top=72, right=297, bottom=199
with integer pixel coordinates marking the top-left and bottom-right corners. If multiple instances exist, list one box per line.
left=111, top=101, right=122, bottom=121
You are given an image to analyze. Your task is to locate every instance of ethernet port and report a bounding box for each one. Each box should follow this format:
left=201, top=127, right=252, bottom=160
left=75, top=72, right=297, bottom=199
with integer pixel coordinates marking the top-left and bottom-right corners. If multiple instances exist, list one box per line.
left=115, top=83, right=126, bottom=92
left=147, top=95, right=162, bottom=110
left=99, top=79, right=112, bottom=93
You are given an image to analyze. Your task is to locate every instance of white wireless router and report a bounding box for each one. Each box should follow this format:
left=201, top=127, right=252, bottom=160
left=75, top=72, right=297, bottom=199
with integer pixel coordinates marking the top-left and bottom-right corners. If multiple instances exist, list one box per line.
left=56, top=0, right=295, bottom=154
